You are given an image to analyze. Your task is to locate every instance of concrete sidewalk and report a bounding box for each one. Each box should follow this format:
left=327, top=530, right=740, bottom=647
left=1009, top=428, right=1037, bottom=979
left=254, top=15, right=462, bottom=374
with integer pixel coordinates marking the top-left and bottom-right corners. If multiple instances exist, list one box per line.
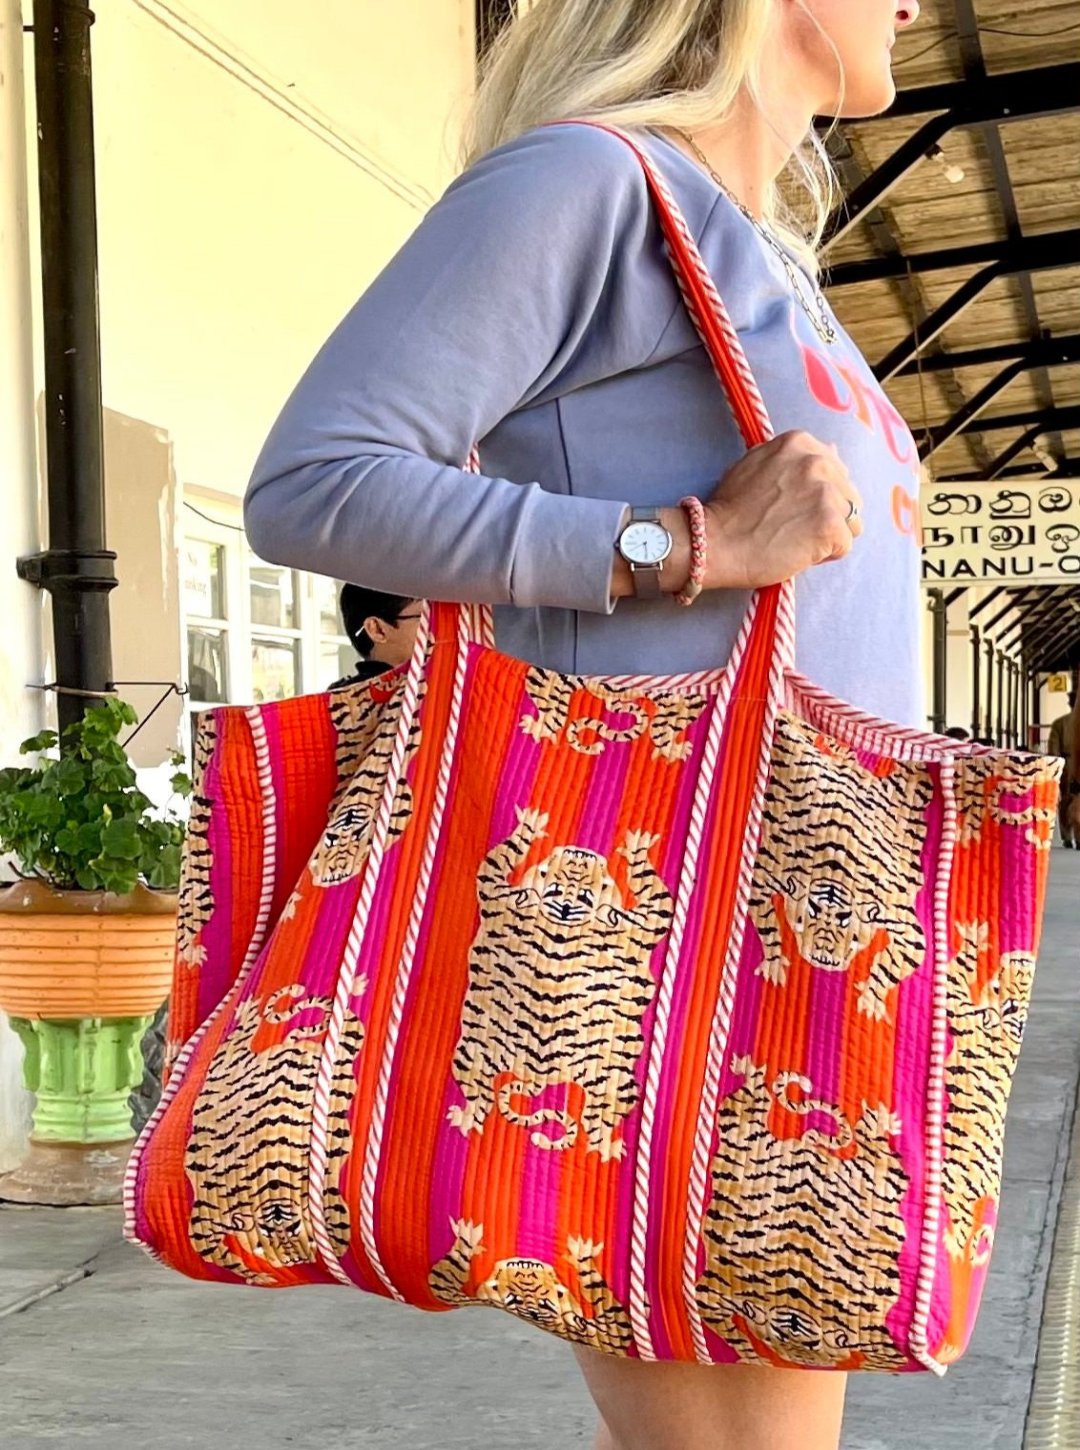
left=2, top=858, right=1078, bottom=1450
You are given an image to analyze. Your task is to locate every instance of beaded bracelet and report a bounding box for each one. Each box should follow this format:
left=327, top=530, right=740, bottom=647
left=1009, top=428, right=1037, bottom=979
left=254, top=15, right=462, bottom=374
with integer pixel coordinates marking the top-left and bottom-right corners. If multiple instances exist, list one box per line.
left=676, top=496, right=707, bottom=607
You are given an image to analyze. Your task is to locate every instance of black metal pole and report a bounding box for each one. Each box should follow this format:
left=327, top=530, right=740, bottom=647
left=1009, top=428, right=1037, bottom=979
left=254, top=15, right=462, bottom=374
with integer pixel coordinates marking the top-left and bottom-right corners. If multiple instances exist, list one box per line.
left=996, top=651, right=1006, bottom=746
left=929, top=590, right=948, bottom=733
left=985, top=638, right=995, bottom=743
left=970, top=625, right=981, bottom=739
left=16, top=0, right=116, bottom=738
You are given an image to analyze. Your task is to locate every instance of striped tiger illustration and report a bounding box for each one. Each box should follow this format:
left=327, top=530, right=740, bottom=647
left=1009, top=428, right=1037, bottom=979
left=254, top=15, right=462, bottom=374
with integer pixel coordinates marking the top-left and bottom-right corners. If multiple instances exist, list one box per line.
left=942, top=921, right=1034, bottom=1266
left=310, top=675, right=423, bottom=887
left=955, top=754, right=1061, bottom=852
left=185, top=981, right=365, bottom=1283
left=429, top=1218, right=634, bottom=1354
left=520, top=667, right=704, bottom=762
left=696, top=1055, right=908, bottom=1370
left=750, top=713, right=934, bottom=1021
left=448, top=807, right=673, bottom=1160
left=174, top=714, right=217, bottom=968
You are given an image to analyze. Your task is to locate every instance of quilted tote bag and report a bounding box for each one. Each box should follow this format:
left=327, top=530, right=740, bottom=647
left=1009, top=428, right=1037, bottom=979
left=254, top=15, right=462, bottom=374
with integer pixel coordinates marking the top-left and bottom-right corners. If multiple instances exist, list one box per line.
left=126, top=127, right=1062, bottom=1375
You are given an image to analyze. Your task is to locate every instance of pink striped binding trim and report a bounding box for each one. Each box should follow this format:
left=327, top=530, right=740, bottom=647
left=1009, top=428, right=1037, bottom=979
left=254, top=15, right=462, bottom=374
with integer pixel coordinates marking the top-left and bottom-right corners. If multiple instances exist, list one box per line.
left=909, top=760, right=957, bottom=1376
left=123, top=706, right=280, bottom=1257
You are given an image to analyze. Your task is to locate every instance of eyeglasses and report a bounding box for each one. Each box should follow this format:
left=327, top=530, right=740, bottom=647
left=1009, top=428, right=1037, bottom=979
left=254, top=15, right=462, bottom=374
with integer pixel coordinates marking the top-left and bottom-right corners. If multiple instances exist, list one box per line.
left=392, top=608, right=424, bottom=625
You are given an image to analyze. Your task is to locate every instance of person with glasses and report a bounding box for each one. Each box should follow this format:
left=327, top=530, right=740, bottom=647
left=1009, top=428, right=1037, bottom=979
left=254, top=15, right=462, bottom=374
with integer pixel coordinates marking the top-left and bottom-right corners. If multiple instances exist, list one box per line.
left=330, top=584, right=424, bottom=688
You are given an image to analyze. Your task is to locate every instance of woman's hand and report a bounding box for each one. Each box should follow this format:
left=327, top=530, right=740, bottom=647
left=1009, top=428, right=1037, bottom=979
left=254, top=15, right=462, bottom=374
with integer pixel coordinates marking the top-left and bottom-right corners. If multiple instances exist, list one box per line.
left=703, top=431, right=863, bottom=591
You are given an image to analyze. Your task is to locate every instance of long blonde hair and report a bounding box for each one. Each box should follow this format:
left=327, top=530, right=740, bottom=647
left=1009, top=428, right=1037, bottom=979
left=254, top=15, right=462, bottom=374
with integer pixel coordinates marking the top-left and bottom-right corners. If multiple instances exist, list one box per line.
left=465, top=0, right=839, bottom=267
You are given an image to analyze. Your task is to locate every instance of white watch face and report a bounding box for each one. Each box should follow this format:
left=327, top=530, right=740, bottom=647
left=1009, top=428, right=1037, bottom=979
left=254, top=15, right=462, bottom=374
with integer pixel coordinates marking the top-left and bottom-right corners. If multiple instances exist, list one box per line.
left=621, top=520, right=672, bottom=566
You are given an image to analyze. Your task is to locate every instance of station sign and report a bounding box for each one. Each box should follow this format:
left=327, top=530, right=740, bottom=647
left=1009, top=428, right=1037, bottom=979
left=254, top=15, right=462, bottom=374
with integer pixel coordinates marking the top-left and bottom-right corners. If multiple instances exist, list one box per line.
left=921, top=479, right=1080, bottom=586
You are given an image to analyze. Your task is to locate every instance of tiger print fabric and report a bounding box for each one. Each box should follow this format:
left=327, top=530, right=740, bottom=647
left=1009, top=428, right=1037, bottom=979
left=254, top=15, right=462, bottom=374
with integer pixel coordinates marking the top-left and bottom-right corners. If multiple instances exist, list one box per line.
left=130, top=621, right=1060, bottom=1374
left=173, top=713, right=217, bottom=969
left=696, top=1056, right=909, bottom=1371
left=448, top=807, right=673, bottom=1161
left=311, top=674, right=421, bottom=887
left=429, top=1219, right=633, bottom=1354
left=185, top=982, right=364, bottom=1282
left=750, top=714, right=934, bottom=1021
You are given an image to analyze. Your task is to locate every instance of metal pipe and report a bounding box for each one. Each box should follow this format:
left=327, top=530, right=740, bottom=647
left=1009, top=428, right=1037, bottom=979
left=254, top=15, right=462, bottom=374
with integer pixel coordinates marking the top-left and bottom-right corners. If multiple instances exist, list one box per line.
left=0, top=0, right=44, bottom=761
left=16, top=0, right=116, bottom=738
left=985, top=637, right=996, bottom=742
left=929, top=590, right=948, bottom=733
left=970, top=625, right=982, bottom=739
left=996, top=651, right=1006, bottom=746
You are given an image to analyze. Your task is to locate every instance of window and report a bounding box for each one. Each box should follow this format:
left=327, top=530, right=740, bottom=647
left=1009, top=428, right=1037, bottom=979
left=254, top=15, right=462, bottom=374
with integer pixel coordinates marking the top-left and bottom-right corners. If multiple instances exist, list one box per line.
left=184, top=540, right=229, bottom=704
left=315, top=573, right=354, bottom=685
left=181, top=501, right=353, bottom=708
left=249, top=558, right=302, bottom=701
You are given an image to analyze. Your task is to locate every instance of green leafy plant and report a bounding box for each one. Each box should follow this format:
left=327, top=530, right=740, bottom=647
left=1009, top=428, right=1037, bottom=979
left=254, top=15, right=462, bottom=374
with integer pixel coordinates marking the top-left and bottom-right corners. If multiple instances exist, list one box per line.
left=0, top=699, right=191, bottom=894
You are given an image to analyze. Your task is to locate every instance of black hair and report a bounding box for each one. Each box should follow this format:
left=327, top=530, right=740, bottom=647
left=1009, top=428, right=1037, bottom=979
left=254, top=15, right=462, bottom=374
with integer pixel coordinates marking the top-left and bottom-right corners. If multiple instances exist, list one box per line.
left=339, top=584, right=415, bottom=658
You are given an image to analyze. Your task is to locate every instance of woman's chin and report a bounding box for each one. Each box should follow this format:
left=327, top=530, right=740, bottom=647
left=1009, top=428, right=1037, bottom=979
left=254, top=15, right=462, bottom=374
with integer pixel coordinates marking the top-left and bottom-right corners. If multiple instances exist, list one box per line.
left=830, top=75, right=898, bottom=122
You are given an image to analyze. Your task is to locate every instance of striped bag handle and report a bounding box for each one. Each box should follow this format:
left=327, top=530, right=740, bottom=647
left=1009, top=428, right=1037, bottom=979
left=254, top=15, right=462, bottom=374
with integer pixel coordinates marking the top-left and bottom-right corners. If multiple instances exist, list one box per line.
left=433, top=122, right=796, bottom=679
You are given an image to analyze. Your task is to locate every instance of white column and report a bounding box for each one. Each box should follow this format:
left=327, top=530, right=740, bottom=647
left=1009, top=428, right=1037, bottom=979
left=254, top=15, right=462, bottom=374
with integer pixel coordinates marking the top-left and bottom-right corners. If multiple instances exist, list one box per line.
left=0, top=0, right=42, bottom=1171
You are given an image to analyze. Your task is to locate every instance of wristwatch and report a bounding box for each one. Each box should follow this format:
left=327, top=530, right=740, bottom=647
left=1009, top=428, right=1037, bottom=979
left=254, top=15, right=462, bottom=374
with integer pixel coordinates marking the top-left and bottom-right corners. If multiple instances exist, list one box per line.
left=616, top=507, right=673, bottom=600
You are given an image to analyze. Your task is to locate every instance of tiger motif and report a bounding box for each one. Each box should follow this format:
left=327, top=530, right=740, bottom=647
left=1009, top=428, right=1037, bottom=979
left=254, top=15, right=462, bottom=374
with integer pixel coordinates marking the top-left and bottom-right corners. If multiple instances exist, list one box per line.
left=310, top=675, right=422, bottom=887
left=520, top=667, right=704, bottom=763
left=174, top=714, right=217, bottom=968
left=428, top=1218, right=634, bottom=1354
left=696, top=1055, right=908, bottom=1370
left=448, top=807, right=673, bottom=1160
left=941, top=921, right=1034, bottom=1266
left=185, top=981, right=365, bottom=1283
left=955, top=754, right=1061, bottom=852
left=750, top=713, right=934, bottom=1020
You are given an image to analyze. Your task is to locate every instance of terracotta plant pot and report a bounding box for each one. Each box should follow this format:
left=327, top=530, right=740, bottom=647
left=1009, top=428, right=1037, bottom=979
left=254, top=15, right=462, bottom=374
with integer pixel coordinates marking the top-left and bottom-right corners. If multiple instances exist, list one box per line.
left=0, top=879, right=177, bottom=1020
left=0, top=879, right=178, bottom=1203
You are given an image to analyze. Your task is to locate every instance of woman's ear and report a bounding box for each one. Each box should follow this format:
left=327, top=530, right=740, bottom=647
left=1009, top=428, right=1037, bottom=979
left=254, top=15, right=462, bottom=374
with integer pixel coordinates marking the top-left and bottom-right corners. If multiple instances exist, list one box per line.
left=364, top=614, right=389, bottom=645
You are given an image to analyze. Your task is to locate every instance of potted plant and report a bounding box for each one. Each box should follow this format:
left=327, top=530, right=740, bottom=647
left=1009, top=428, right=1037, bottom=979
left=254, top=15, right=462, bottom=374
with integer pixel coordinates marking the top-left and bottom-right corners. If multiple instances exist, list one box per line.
left=0, top=699, right=190, bottom=1204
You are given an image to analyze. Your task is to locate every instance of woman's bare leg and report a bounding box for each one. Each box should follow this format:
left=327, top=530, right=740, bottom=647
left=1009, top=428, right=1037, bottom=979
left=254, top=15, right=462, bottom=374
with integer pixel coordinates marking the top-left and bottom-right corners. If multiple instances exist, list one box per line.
left=575, top=1348, right=847, bottom=1450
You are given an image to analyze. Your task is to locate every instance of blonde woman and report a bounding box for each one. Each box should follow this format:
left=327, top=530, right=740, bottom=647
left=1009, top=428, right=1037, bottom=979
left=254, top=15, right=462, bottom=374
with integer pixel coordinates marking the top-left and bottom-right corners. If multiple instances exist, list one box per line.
left=246, top=2, right=922, bottom=1446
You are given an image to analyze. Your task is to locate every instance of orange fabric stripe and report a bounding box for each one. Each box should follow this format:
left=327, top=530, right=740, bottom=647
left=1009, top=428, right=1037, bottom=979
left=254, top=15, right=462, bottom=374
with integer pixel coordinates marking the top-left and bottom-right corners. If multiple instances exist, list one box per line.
left=376, top=649, right=528, bottom=1301
left=655, top=611, right=777, bottom=1357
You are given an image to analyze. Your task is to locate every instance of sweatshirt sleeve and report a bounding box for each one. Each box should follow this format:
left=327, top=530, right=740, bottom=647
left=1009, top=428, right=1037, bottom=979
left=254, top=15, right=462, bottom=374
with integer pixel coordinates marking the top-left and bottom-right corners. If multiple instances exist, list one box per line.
left=244, top=124, right=668, bottom=614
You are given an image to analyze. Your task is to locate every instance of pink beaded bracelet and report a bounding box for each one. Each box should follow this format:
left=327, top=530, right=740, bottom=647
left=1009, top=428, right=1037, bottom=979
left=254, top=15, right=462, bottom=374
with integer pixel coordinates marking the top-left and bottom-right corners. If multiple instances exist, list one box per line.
left=676, top=495, right=707, bottom=607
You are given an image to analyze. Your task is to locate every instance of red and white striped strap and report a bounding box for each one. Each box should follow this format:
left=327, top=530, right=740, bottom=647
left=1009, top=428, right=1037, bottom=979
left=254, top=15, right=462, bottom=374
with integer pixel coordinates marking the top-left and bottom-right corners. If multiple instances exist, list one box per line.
left=437, top=123, right=795, bottom=680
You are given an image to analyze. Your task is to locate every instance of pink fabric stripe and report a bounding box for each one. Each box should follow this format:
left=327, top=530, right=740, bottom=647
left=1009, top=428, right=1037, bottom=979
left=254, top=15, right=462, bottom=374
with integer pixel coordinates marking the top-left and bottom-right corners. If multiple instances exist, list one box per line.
left=908, top=760, right=957, bottom=1375
left=308, top=606, right=437, bottom=1287
left=354, top=606, right=473, bottom=1299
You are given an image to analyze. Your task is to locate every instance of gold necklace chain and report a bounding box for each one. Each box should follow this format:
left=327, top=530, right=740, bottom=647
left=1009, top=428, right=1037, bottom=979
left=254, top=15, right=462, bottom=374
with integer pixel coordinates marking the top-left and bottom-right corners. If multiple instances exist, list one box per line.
left=669, top=127, right=838, bottom=347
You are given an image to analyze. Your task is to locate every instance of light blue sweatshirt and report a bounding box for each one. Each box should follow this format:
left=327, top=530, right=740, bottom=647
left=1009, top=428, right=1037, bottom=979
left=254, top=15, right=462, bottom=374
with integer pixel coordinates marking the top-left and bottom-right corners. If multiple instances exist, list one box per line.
left=246, top=124, right=924, bottom=726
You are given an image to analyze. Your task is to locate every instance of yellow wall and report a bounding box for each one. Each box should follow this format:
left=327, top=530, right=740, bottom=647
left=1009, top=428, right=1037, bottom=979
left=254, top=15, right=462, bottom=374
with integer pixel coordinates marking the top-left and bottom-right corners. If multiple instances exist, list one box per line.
left=78, top=0, right=476, bottom=499
left=18, top=0, right=475, bottom=747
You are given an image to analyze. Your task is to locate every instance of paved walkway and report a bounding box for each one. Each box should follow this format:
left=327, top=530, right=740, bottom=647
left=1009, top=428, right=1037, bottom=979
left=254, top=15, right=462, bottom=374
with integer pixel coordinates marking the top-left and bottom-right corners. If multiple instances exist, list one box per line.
left=2, top=858, right=1078, bottom=1450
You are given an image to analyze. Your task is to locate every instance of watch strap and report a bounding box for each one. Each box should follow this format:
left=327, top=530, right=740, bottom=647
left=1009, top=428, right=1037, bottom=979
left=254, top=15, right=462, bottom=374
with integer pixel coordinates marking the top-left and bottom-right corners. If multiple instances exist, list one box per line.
left=622, top=507, right=665, bottom=600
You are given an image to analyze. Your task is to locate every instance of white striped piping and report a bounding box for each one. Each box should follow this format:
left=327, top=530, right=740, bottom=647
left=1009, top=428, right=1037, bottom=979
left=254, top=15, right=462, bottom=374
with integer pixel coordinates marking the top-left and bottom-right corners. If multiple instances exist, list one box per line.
left=306, top=603, right=437, bottom=1287
left=681, top=626, right=788, bottom=1360
left=122, top=706, right=279, bottom=1258
left=625, top=534, right=770, bottom=1355
left=627, top=684, right=729, bottom=1357
left=352, top=602, right=473, bottom=1299
left=909, top=759, right=956, bottom=1377
left=786, top=672, right=1007, bottom=763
